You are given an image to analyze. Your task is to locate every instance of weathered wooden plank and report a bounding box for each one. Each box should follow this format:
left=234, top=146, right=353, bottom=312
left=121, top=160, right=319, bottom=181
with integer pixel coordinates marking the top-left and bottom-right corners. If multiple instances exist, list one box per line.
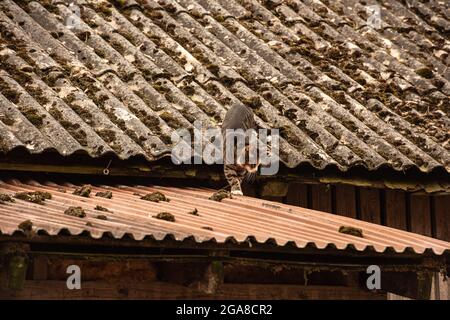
left=0, top=280, right=386, bottom=300
left=311, top=184, right=333, bottom=213
left=385, top=190, right=407, bottom=230
left=382, top=271, right=433, bottom=300
left=335, top=185, right=356, bottom=218
left=286, top=183, right=308, bottom=208
left=433, top=194, right=450, bottom=242
left=359, top=188, right=381, bottom=224
left=32, top=256, right=48, bottom=281
left=409, top=193, right=432, bottom=237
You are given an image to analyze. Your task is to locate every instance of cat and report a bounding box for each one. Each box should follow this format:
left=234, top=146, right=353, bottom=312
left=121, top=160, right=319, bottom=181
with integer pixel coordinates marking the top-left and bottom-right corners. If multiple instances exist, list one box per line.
left=221, top=103, right=260, bottom=195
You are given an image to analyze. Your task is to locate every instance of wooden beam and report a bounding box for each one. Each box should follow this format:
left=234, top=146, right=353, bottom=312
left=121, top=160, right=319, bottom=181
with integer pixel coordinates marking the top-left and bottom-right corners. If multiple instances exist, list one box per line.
left=0, top=280, right=387, bottom=300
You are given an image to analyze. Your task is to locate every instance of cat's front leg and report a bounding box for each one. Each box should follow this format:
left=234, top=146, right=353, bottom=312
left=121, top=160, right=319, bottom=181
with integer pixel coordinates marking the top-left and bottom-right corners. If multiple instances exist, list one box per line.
left=224, top=164, right=244, bottom=196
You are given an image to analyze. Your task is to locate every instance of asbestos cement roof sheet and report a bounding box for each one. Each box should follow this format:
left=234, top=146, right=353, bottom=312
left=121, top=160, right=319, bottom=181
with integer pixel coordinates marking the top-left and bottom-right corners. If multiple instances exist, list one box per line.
left=0, top=0, right=449, bottom=172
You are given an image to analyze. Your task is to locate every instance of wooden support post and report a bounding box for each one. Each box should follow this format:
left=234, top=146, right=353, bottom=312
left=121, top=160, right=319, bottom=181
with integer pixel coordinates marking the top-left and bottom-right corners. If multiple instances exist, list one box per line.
left=196, top=260, right=224, bottom=295
left=195, top=251, right=227, bottom=295
left=0, top=242, right=29, bottom=291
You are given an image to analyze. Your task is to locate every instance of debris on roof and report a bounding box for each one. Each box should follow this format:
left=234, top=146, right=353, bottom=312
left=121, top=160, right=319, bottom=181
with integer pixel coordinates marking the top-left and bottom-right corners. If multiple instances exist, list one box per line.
left=95, top=191, right=113, bottom=199
left=95, top=205, right=112, bottom=213
left=73, top=184, right=92, bottom=197
left=339, top=226, right=364, bottom=238
left=0, top=193, right=15, bottom=204
left=209, top=190, right=230, bottom=202
left=18, top=219, right=32, bottom=232
left=141, top=191, right=170, bottom=202
left=14, top=191, right=51, bottom=204
left=64, top=206, right=86, bottom=218
left=153, top=211, right=176, bottom=222
left=95, top=214, right=108, bottom=220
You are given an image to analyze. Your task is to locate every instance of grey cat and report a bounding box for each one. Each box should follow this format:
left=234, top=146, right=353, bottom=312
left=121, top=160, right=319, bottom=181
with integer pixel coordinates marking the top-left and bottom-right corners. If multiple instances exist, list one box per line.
left=221, top=103, right=260, bottom=195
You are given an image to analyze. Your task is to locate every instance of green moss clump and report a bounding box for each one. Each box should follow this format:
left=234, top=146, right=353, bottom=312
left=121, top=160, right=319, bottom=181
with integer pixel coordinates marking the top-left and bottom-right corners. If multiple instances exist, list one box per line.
left=209, top=190, right=230, bottom=202
left=206, top=63, right=220, bottom=74
left=354, top=76, right=367, bottom=86
left=415, top=67, right=434, bottom=79
left=14, top=191, right=51, bottom=204
left=73, top=184, right=92, bottom=197
left=113, top=0, right=127, bottom=7
left=153, top=212, right=175, bottom=222
left=159, top=111, right=181, bottom=128
left=214, top=14, right=226, bottom=23
left=71, top=104, right=93, bottom=122
left=133, top=109, right=162, bottom=134
left=95, top=191, right=113, bottom=199
left=338, top=226, right=363, bottom=238
left=64, top=206, right=86, bottom=218
left=162, top=2, right=177, bottom=13
left=0, top=77, right=23, bottom=104
left=97, top=129, right=116, bottom=143
left=0, top=193, right=15, bottom=203
left=141, top=191, right=170, bottom=202
left=242, top=96, right=262, bottom=109
left=18, top=220, right=33, bottom=231
left=21, top=108, right=45, bottom=127
left=333, top=91, right=348, bottom=105
left=279, top=126, right=303, bottom=147
left=254, top=108, right=268, bottom=122
left=95, top=205, right=111, bottom=213
left=150, top=10, right=164, bottom=19
left=181, top=84, right=196, bottom=96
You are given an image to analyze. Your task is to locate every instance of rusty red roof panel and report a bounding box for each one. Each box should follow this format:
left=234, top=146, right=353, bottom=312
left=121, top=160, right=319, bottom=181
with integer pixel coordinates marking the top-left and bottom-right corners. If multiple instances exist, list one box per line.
left=0, top=178, right=449, bottom=255
left=0, top=0, right=449, bottom=172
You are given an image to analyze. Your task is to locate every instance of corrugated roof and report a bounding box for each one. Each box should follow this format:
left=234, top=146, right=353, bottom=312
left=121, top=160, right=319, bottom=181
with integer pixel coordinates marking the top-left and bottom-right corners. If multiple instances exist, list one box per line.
left=0, top=0, right=448, bottom=172
left=1, top=178, right=449, bottom=255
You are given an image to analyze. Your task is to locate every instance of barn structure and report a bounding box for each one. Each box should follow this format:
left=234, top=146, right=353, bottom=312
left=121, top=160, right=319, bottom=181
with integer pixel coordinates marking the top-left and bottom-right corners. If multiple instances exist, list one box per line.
left=0, top=0, right=449, bottom=299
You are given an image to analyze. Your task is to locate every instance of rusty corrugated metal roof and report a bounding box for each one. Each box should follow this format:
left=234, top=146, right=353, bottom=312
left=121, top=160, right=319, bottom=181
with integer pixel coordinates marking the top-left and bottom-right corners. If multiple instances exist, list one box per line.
left=1, top=178, right=449, bottom=255
left=0, top=0, right=449, bottom=173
